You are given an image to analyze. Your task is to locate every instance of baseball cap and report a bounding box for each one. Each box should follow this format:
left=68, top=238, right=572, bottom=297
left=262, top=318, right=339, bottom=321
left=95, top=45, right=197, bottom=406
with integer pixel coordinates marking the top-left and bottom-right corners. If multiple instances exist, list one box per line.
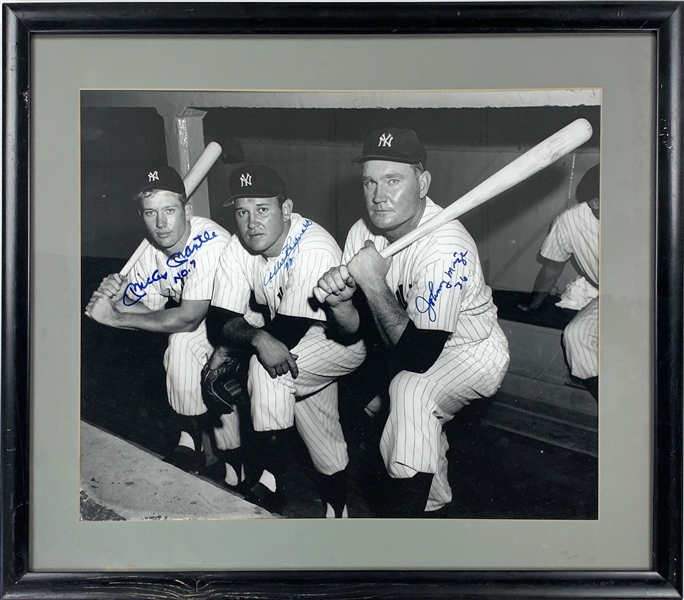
left=224, top=165, right=287, bottom=207
left=352, top=127, right=427, bottom=168
left=133, top=166, right=186, bottom=198
left=576, top=164, right=600, bottom=203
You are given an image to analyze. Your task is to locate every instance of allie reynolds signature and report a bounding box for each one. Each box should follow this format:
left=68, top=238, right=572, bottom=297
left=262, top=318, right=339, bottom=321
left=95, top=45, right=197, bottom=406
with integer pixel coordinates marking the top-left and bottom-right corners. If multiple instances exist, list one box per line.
left=263, top=219, right=312, bottom=286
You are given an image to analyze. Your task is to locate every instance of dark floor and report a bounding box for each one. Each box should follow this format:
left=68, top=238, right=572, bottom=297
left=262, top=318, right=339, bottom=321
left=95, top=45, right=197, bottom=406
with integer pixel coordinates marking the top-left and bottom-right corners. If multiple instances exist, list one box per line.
left=279, top=381, right=598, bottom=519
left=82, top=256, right=597, bottom=520
left=81, top=296, right=598, bottom=520
left=492, top=288, right=578, bottom=330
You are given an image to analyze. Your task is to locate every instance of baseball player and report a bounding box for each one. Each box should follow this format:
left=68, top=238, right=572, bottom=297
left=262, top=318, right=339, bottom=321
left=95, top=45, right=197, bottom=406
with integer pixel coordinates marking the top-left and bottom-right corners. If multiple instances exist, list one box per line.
left=314, top=128, right=510, bottom=517
left=85, top=165, right=236, bottom=473
left=206, top=165, right=366, bottom=517
left=518, top=163, right=600, bottom=401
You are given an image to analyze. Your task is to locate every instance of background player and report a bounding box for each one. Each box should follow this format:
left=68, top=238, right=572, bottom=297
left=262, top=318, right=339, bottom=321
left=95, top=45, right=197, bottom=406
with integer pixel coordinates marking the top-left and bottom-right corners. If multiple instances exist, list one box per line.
left=314, top=127, right=510, bottom=517
left=518, top=163, right=600, bottom=401
left=206, top=165, right=366, bottom=517
left=86, top=166, right=235, bottom=473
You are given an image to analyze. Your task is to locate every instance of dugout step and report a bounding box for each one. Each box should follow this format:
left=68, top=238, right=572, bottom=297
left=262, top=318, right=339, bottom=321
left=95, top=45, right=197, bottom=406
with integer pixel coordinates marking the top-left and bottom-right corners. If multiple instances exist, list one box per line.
left=482, top=392, right=597, bottom=457
left=80, top=420, right=277, bottom=520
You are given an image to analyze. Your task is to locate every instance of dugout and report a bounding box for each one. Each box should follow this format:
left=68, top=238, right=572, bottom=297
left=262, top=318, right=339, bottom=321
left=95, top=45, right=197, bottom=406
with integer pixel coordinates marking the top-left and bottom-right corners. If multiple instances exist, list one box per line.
left=80, top=90, right=600, bottom=518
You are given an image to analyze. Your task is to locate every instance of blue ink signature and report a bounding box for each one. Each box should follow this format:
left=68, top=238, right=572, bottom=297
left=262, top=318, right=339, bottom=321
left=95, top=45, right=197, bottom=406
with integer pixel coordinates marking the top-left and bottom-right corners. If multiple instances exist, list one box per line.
left=123, top=269, right=168, bottom=306
left=122, top=230, right=215, bottom=306
left=172, top=260, right=196, bottom=284
left=414, top=251, right=469, bottom=322
left=166, top=230, right=217, bottom=268
left=264, top=220, right=312, bottom=285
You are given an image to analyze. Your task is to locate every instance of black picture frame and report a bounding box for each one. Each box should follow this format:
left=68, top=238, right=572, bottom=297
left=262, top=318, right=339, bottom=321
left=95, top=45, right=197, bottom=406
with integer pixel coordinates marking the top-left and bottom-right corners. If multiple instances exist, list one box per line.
left=3, top=2, right=682, bottom=598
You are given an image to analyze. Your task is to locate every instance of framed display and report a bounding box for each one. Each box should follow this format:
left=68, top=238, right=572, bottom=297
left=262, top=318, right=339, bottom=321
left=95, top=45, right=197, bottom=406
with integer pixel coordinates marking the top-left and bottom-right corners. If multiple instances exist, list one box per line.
left=2, top=2, right=682, bottom=599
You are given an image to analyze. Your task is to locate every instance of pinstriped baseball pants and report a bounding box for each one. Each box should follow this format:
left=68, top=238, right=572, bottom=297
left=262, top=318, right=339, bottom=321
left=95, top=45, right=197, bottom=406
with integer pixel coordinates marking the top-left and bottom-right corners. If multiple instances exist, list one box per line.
left=211, top=326, right=366, bottom=474
left=248, top=326, right=366, bottom=475
left=562, top=297, right=598, bottom=380
left=380, top=324, right=510, bottom=511
left=164, top=321, right=213, bottom=416
left=211, top=381, right=350, bottom=469
left=164, top=320, right=240, bottom=448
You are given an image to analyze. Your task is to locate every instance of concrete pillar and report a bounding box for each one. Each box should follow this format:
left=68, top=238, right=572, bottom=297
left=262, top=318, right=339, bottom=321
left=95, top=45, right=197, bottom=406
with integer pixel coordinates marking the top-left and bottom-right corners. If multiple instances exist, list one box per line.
left=157, top=107, right=211, bottom=217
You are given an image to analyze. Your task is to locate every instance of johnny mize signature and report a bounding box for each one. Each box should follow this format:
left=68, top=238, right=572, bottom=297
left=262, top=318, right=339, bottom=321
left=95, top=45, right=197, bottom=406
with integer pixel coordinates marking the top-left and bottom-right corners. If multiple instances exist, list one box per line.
left=122, top=230, right=217, bottom=306
left=414, top=251, right=469, bottom=323
left=263, top=219, right=312, bottom=286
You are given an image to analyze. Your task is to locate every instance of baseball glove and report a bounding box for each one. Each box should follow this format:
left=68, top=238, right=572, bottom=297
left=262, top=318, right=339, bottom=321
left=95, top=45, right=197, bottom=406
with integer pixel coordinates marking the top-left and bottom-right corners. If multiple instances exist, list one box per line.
left=201, top=356, right=248, bottom=415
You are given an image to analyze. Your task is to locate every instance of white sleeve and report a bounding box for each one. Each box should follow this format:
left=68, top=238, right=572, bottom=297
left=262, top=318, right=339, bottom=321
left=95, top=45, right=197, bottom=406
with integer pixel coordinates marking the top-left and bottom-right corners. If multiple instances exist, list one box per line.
left=211, top=242, right=253, bottom=314
left=341, top=221, right=367, bottom=264
left=277, top=249, right=337, bottom=320
left=121, top=250, right=167, bottom=311
left=540, top=214, right=572, bottom=263
left=179, top=242, right=225, bottom=301
left=407, top=248, right=469, bottom=332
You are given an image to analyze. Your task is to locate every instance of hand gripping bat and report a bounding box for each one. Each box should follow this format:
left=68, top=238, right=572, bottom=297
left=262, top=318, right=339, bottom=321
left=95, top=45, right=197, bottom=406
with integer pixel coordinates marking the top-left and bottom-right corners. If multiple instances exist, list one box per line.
left=84, top=141, right=223, bottom=319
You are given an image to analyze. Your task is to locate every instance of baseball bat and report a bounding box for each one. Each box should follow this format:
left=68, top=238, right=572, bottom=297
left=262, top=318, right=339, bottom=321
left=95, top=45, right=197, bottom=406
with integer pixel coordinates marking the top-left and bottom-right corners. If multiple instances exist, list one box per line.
left=119, top=141, right=223, bottom=277
left=313, top=117, right=593, bottom=302
left=379, top=118, right=593, bottom=259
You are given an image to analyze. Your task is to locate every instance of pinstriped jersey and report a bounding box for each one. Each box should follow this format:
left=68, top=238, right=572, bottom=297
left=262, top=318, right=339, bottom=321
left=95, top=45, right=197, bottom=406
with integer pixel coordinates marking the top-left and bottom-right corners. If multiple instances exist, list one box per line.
left=342, top=197, right=499, bottom=348
left=540, top=202, right=599, bottom=286
left=123, top=216, right=231, bottom=311
left=212, top=213, right=340, bottom=322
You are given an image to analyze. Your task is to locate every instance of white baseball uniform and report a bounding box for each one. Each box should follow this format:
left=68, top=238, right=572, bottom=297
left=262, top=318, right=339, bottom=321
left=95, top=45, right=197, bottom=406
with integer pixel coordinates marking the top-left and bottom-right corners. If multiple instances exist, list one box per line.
left=540, top=202, right=599, bottom=380
left=123, top=215, right=231, bottom=417
left=211, top=213, right=366, bottom=475
left=343, top=197, right=510, bottom=511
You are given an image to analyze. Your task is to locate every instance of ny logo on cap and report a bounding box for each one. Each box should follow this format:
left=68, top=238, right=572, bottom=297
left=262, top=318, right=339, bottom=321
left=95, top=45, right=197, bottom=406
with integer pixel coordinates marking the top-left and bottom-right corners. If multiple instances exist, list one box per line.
left=240, top=173, right=252, bottom=187
left=148, top=171, right=159, bottom=182
left=378, top=133, right=393, bottom=148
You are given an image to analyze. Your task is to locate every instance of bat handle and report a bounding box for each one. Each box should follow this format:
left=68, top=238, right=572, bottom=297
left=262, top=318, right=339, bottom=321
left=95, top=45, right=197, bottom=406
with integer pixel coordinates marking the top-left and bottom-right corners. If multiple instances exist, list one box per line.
left=312, top=285, right=331, bottom=304
left=312, top=262, right=351, bottom=305
left=119, top=239, right=149, bottom=276
left=379, top=244, right=398, bottom=260
left=184, top=141, right=223, bottom=197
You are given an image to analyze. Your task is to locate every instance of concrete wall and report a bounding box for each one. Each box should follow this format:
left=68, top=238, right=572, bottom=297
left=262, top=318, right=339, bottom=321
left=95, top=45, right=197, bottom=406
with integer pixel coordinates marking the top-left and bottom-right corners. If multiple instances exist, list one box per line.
left=81, top=105, right=599, bottom=295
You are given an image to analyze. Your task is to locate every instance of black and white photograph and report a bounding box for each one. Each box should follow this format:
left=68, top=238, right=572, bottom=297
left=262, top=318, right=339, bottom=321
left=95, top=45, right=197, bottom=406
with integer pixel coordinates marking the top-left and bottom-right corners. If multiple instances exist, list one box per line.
left=80, top=89, right=600, bottom=521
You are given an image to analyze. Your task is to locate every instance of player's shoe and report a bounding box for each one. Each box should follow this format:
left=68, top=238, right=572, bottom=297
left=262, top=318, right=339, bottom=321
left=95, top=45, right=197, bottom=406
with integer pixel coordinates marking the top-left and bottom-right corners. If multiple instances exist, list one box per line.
left=201, top=458, right=250, bottom=494
left=162, top=445, right=205, bottom=474
left=318, top=469, right=348, bottom=518
left=244, top=482, right=286, bottom=516
left=164, top=416, right=207, bottom=474
left=325, top=503, right=349, bottom=518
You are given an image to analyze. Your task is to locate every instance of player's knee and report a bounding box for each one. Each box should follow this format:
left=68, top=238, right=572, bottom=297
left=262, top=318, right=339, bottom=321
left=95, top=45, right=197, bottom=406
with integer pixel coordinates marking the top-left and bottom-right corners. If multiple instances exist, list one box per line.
left=167, top=331, right=202, bottom=358
left=563, top=320, right=582, bottom=349
left=167, top=334, right=202, bottom=371
left=388, top=370, right=419, bottom=409
left=248, top=355, right=275, bottom=386
left=247, top=354, right=262, bottom=378
left=247, top=354, right=296, bottom=400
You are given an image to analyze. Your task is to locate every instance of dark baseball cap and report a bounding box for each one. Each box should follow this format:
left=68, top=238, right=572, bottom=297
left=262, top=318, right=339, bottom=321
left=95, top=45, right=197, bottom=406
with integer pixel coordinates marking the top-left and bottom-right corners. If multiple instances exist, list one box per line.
left=352, top=127, right=427, bottom=168
left=133, top=166, right=185, bottom=198
left=224, top=165, right=287, bottom=207
left=576, top=164, right=600, bottom=203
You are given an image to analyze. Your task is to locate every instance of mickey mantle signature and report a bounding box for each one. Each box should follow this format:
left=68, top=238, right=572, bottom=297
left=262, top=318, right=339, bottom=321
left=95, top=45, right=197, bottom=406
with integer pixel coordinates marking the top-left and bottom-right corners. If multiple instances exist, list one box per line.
left=122, top=230, right=217, bottom=306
